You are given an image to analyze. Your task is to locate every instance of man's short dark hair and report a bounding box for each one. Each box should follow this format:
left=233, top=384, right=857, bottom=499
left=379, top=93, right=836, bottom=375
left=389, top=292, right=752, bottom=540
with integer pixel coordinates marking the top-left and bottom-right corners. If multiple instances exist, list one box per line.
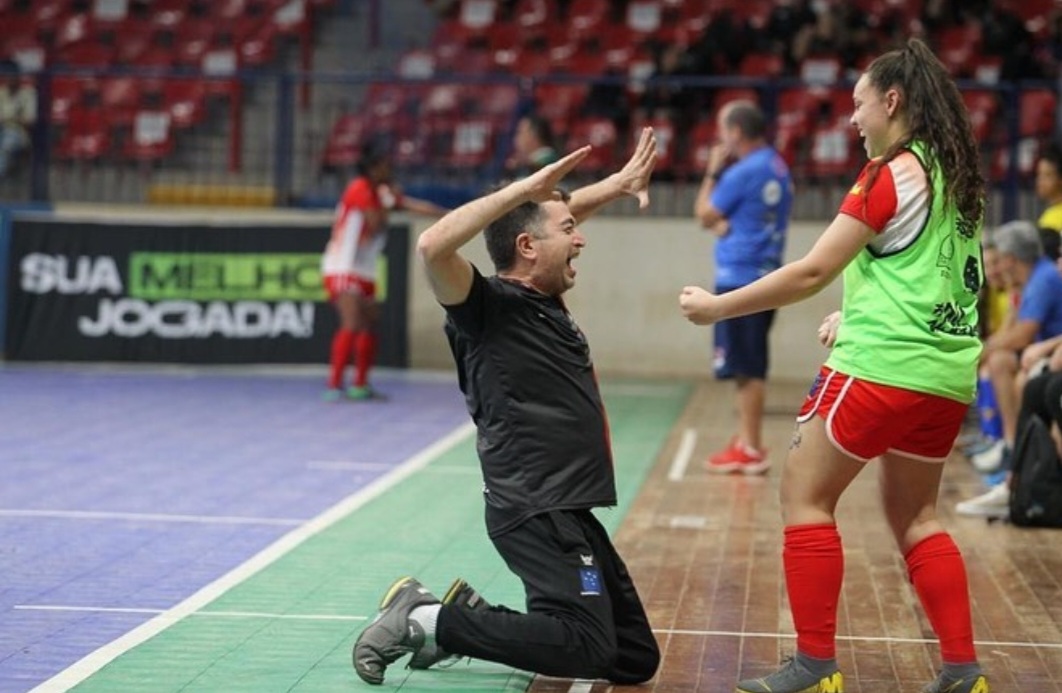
left=483, top=188, right=571, bottom=272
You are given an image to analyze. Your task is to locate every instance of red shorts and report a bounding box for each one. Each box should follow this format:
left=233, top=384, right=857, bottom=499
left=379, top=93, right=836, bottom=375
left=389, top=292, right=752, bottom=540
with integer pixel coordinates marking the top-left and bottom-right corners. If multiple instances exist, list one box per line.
left=323, top=274, right=375, bottom=302
left=797, top=366, right=969, bottom=462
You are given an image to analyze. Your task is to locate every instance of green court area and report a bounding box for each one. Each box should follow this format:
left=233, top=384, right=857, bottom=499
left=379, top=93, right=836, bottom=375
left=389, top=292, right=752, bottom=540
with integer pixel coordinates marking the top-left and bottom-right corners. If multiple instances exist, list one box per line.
left=68, top=382, right=690, bottom=693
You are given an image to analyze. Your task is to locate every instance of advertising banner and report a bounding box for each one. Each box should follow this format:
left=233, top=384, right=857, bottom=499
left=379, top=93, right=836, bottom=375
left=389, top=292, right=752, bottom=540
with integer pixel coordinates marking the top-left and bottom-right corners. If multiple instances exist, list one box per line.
left=3, top=218, right=408, bottom=366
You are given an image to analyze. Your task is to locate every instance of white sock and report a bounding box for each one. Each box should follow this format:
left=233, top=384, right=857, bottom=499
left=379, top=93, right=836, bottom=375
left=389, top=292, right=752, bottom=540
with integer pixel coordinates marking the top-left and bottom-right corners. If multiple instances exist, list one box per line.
left=409, top=604, right=440, bottom=637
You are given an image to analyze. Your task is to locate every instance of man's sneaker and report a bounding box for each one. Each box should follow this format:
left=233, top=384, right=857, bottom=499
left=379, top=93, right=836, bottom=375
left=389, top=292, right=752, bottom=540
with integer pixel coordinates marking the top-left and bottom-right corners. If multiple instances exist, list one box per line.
left=707, top=437, right=770, bottom=475
left=352, top=577, right=440, bottom=685
left=922, top=672, right=990, bottom=693
left=955, top=482, right=1010, bottom=519
left=970, top=439, right=1007, bottom=473
left=736, top=657, right=844, bottom=692
left=408, top=578, right=491, bottom=670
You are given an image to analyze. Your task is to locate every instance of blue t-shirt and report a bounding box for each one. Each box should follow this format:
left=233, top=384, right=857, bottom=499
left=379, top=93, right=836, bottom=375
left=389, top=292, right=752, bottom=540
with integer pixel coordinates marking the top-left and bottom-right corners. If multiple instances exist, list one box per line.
left=1018, top=257, right=1062, bottom=341
left=710, top=145, right=793, bottom=288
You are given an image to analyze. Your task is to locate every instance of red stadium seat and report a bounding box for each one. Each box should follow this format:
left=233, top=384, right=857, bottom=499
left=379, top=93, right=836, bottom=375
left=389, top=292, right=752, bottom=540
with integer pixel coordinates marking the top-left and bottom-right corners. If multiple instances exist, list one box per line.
left=122, top=110, right=175, bottom=163
left=992, top=138, right=1041, bottom=180
left=511, top=0, right=556, bottom=44
left=53, top=11, right=91, bottom=50
left=936, top=23, right=982, bottom=77
left=1018, top=89, right=1056, bottom=137
left=445, top=118, right=497, bottom=168
left=565, top=116, right=618, bottom=173
left=49, top=75, right=95, bottom=126
left=511, top=48, right=552, bottom=78
left=321, top=113, right=367, bottom=170
left=632, top=111, right=677, bottom=177
left=466, top=83, right=521, bottom=122
left=161, top=78, right=208, bottom=129
left=421, top=84, right=465, bottom=120
left=54, top=41, right=115, bottom=68
left=739, top=52, right=784, bottom=78
left=807, top=118, right=859, bottom=180
left=232, top=16, right=279, bottom=68
left=148, top=0, right=187, bottom=28
left=486, top=21, right=523, bottom=69
left=533, top=82, right=589, bottom=135
left=567, top=0, right=609, bottom=41
left=687, top=117, right=718, bottom=174
left=962, top=90, right=999, bottom=142
left=99, top=76, right=142, bottom=129
left=362, top=82, right=419, bottom=123
left=56, top=106, right=111, bottom=161
left=175, top=18, right=218, bottom=67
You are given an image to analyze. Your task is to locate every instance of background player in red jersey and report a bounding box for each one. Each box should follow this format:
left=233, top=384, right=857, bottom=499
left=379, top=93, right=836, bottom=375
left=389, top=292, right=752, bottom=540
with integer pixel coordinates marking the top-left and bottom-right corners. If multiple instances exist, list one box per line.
left=321, top=141, right=445, bottom=400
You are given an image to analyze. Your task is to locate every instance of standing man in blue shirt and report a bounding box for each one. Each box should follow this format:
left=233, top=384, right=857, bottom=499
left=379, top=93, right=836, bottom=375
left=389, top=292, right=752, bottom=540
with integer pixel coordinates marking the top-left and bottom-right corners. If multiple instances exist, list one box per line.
left=694, top=100, right=794, bottom=474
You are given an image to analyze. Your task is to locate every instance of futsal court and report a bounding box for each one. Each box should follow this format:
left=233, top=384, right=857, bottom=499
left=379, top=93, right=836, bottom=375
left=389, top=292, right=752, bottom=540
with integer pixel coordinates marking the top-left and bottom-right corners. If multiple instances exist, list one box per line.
left=1, top=365, right=1059, bottom=692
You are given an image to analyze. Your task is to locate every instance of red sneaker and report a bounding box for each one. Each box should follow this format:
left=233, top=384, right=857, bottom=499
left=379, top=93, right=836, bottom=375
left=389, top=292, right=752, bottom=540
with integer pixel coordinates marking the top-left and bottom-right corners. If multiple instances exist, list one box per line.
left=706, top=437, right=770, bottom=475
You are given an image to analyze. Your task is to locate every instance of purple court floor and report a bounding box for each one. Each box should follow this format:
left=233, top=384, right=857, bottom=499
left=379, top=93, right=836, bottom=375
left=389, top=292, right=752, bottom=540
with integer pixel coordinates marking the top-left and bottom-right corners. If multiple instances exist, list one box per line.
left=0, top=364, right=470, bottom=692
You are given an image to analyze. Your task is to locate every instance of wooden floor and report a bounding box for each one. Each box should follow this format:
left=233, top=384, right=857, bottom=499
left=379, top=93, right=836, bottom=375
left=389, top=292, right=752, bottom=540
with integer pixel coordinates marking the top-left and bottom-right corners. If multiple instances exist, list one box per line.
left=530, top=379, right=1062, bottom=693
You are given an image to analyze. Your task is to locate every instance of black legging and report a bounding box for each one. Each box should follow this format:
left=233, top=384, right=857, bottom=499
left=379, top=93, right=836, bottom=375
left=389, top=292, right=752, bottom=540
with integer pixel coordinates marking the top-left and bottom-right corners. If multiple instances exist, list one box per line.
left=1011, top=371, right=1062, bottom=470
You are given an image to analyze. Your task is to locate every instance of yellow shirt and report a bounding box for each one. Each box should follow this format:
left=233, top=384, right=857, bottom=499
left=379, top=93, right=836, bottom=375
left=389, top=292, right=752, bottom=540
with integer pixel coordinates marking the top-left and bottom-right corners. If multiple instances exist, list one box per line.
left=986, top=286, right=1012, bottom=335
left=1038, top=202, right=1062, bottom=232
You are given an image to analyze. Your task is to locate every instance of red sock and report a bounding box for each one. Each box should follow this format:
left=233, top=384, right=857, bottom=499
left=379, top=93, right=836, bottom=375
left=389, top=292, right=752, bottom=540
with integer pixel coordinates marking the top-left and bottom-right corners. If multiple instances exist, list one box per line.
left=784, top=523, right=843, bottom=659
left=905, top=533, right=977, bottom=664
left=353, top=331, right=377, bottom=388
left=328, top=329, right=354, bottom=389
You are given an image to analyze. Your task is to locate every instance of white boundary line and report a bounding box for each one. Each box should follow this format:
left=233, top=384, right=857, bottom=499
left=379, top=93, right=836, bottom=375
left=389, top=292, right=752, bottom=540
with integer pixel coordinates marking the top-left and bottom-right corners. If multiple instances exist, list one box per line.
left=28, top=421, right=476, bottom=693
left=0, top=509, right=305, bottom=526
left=666, top=428, right=697, bottom=481
left=15, top=605, right=367, bottom=622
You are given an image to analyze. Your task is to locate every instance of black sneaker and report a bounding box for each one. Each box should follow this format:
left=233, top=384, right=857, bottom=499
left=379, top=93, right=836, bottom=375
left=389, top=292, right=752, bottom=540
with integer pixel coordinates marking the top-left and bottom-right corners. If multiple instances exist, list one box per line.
left=407, top=578, right=490, bottom=671
left=352, top=577, right=440, bottom=685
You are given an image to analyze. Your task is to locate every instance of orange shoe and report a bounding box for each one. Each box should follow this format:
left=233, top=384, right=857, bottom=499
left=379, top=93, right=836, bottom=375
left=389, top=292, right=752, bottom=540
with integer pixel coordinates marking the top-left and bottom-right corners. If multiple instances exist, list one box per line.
left=707, top=437, right=770, bottom=475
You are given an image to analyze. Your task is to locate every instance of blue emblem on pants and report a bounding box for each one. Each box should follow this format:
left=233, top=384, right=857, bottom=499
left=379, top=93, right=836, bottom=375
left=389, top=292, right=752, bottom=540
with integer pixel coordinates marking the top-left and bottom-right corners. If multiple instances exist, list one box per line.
left=579, top=567, right=602, bottom=596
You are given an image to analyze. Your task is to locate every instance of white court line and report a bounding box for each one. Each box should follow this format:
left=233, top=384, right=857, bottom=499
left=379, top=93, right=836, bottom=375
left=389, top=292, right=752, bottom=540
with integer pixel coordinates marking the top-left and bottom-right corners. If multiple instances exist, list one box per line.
left=15, top=605, right=366, bottom=622
left=566, top=681, right=594, bottom=693
left=667, top=428, right=697, bottom=481
left=654, top=628, right=1062, bottom=650
left=307, top=461, right=479, bottom=475
left=0, top=509, right=304, bottom=526
left=28, top=421, right=476, bottom=693
left=305, top=461, right=394, bottom=471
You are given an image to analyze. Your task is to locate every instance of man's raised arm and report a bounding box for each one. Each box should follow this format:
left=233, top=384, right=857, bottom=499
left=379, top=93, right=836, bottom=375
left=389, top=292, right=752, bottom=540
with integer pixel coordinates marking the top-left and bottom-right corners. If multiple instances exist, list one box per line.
left=416, top=146, right=592, bottom=306
left=568, top=126, right=657, bottom=223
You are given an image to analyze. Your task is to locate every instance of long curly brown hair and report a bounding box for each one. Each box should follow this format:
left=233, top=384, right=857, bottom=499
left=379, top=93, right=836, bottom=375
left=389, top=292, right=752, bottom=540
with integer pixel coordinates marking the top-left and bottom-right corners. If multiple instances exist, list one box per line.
left=863, top=38, right=985, bottom=229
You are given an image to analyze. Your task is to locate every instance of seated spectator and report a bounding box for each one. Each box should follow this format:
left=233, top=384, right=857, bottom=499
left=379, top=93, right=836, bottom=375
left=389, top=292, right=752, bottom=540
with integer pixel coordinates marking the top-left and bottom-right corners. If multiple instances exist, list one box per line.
left=1035, top=143, right=1062, bottom=261
left=0, top=63, right=36, bottom=178
left=960, top=238, right=1016, bottom=457
left=504, top=113, right=558, bottom=180
left=970, top=221, right=1062, bottom=474
left=957, top=342, right=1062, bottom=518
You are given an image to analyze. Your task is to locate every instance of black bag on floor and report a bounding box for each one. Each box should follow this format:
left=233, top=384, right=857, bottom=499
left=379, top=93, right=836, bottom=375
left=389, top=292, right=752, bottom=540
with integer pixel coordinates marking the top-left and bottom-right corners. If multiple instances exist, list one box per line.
left=1008, top=417, right=1062, bottom=528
